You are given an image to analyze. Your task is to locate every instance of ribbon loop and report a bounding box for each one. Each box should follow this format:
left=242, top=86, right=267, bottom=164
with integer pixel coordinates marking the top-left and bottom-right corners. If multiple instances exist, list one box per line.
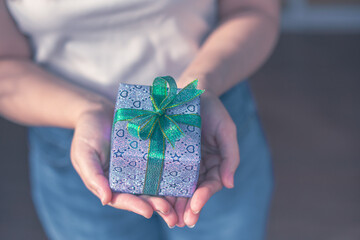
left=150, top=76, right=178, bottom=111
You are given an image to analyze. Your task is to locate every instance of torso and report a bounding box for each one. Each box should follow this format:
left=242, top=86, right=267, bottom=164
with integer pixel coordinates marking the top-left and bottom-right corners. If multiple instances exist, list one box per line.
left=6, top=0, right=217, bottom=100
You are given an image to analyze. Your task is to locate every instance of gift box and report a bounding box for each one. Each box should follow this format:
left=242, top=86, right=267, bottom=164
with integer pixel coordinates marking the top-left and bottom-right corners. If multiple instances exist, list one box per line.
left=109, top=76, right=204, bottom=197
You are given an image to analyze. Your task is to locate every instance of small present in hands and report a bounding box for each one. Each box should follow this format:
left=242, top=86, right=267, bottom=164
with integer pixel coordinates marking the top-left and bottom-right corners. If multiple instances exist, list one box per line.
left=109, top=76, right=204, bottom=197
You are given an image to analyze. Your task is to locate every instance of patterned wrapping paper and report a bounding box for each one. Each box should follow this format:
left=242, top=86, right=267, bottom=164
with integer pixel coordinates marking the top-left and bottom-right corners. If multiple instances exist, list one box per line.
left=109, top=81, right=202, bottom=197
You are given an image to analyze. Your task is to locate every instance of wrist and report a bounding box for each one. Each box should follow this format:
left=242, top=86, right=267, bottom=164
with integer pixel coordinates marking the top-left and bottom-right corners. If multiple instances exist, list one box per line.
left=75, top=93, right=114, bottom=128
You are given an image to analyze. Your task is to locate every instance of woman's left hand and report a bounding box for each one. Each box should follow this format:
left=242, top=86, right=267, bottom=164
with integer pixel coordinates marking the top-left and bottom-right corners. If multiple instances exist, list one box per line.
left=165, top=91, right=240, bottom=228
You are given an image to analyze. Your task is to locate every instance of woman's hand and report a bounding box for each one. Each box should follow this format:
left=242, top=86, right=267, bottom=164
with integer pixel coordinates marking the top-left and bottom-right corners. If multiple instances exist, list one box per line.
left=70, top=99, right=178, bottom=227
left=172, top=91, right=240, bottom=227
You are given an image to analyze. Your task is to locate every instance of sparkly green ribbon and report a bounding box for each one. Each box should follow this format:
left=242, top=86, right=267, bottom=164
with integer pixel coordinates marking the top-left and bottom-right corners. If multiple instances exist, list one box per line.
left=114, top=76, right=204, bottom=195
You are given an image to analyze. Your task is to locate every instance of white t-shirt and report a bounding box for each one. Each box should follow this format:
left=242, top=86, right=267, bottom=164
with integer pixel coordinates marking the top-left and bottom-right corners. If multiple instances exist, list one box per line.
left=6, top=0, right=217, bottom=100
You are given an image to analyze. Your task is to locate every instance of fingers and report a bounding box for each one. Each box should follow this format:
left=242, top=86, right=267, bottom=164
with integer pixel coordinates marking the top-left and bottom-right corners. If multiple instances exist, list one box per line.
left=189, top=176, right=223, bottom=215
left=165, top=196, right=177, bottom=206
left=71, top=139, right=112, bottom=205
left=109, top=193, right=154, bottom=219
left=140, top=195, right=178, bottom=228
left=174, top=197, right=189, bottom=227
left=217, top=119, right=240, bottom=188
left=183, top=169, right=222, bottom=227
left=183, top=198, right=199, bottom=228
left=139, top=195, right=171, bottom=215
left=183, top=181, right=222, bottom=227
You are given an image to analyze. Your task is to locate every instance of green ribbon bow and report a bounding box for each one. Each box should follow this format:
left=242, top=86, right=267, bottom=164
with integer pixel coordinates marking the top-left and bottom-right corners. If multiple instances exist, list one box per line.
left=114, top=76, right=204, bottom=195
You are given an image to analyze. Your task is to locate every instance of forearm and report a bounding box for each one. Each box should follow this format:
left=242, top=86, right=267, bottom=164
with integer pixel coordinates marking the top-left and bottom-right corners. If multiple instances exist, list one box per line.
left=0, top=59, right=112, bottom=128
left=178, top=1, right=279, bottom=96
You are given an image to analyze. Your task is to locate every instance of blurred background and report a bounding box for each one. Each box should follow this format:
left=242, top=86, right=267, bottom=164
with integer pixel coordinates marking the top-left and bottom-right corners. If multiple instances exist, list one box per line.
left=1, top=0, right=360, bottom=239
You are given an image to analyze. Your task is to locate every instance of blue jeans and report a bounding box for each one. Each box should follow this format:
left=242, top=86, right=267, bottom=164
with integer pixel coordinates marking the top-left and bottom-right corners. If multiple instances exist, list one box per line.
left=28, top=80, right=273, bottom=240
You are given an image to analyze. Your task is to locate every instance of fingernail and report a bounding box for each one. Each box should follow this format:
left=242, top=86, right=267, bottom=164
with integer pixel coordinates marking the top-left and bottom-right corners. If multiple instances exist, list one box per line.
left=101, top=196, right=107, bottom=206
left=156, top=209, right=170, bottom=215
left=168, top=224, right=175, bottom=229
left=227, top=174, right=235, bottom=188
left=95, top=188, right=105, bottom=205
left=156, top=210, right=165, bottom=215
left=188, top=224, right=195, bottom=228
left=191, top=209, right=200, bottom=214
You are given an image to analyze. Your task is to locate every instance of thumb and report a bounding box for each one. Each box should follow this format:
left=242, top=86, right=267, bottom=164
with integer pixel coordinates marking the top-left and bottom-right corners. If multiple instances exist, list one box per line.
left=71, top=136, right=112, bottom=205
left=217, top=118, right=240, bottom=188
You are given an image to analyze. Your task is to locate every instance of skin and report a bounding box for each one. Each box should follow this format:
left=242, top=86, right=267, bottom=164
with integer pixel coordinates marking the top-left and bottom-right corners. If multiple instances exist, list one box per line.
left=0, top=0, right=279, bottom=229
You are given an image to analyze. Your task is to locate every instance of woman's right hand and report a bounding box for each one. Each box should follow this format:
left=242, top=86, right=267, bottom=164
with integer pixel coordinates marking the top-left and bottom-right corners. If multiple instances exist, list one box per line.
left=70, top=98, right=179, bottom=227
